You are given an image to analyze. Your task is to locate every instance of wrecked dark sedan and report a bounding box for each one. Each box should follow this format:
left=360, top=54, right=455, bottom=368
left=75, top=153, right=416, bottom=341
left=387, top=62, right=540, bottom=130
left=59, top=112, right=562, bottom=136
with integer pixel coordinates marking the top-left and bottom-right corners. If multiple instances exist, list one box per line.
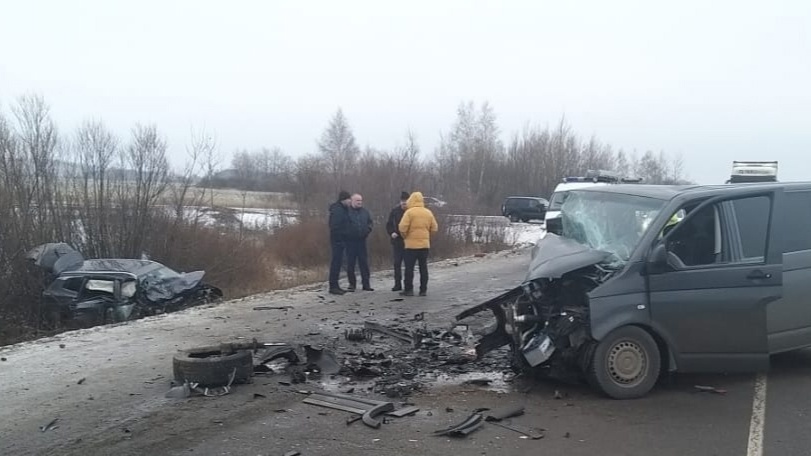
left=458, top=182, right=811, bottom=399
left=27, top=243, right=223, bottom=328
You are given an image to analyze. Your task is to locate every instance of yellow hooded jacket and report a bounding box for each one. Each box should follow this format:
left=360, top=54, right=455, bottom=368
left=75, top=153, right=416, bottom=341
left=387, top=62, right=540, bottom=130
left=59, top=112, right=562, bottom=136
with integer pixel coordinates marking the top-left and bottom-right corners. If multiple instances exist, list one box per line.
left=398, top=192, right=439, bottom=249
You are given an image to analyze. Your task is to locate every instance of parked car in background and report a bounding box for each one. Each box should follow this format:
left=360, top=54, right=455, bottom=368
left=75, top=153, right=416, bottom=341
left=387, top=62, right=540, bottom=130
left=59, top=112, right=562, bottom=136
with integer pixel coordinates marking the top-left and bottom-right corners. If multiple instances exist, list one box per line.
left=26, top=243, right=222, bottom=329
left=423, top=196, right=447, bottom=208
left=501, top=196, right=548, bottom=222
left=459, top=182, right=811, bottom=399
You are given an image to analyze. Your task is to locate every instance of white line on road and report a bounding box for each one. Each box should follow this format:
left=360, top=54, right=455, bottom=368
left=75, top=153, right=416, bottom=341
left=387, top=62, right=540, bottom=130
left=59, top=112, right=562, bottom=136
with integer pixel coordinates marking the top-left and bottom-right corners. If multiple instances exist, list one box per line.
left=747, top=373, right=768, bottom=456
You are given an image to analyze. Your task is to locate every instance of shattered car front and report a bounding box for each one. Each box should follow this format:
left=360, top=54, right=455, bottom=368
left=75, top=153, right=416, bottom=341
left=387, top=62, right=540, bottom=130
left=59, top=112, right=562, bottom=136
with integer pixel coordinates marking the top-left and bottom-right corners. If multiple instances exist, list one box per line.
left=28, top=244, right=223, bottom=328
left=457, top=190, right=665, bottom=380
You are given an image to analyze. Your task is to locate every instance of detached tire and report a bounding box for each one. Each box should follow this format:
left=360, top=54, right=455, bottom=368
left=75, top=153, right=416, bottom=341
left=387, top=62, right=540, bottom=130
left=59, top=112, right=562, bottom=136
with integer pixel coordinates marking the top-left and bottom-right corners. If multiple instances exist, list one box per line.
left=173, top=346, right=254, bottom=386
left=587, top=326, right=661, bottom=399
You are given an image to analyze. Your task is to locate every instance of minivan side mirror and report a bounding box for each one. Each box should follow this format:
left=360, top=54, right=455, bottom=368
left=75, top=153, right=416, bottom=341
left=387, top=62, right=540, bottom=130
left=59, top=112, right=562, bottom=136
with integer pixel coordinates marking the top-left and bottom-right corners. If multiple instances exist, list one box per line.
left=545, top=217, right=563, bottom=235
left=646, top=243, right=669, bottom=274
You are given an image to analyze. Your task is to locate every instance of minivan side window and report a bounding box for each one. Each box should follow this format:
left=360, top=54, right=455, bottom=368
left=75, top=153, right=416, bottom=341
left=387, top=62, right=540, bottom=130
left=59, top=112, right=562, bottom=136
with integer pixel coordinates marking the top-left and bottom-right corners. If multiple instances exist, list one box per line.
left=783, top=192, right=811, bottom=253
left=730, top=196, right=770, bottom=261
left=666, top=204, right=720, bottom=267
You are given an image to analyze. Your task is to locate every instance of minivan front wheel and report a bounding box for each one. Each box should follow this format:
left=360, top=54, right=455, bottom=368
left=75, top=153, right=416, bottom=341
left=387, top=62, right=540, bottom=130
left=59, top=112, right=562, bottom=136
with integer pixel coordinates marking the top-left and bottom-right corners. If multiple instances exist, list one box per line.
left=587, top=326, right=661, bottom=399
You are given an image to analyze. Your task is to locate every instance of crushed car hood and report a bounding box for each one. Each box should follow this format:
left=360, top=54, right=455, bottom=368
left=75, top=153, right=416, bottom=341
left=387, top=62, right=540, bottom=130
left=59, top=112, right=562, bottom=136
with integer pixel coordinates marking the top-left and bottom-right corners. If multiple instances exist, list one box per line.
left=143, top=270, right=206, bottom=302
left=526, top=233, right=614, bottom=281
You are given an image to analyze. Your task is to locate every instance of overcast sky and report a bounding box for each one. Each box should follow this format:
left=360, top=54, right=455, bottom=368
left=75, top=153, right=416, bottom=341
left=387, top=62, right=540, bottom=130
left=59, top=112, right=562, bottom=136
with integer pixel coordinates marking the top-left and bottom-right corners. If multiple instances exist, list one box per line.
left=1, top=0, right=809, bottom=184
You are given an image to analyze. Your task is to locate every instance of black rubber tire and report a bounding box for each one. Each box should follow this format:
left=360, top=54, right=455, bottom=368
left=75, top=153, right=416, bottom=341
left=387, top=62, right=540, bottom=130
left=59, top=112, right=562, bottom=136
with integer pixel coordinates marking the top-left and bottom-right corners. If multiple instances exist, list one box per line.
left=172, top=346, right=254, bottom=386
left=509, top=214, right=519, bottom=223
left=587, top=326, right=661, bottom=399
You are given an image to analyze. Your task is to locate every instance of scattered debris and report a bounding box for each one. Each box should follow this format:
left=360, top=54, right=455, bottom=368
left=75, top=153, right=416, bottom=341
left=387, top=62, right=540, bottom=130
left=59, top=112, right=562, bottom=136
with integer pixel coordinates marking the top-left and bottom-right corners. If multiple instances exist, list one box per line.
left=253, top=306, right=294, bottom=311
left=387, top=406, right=420, bottom=418
left=433, top=412, right=484, bottom=437
left=77, top=378, right=86, bottom=385
left=484, top=405, right=525, bottom=422
left=59, top=344, right=66, bottom=349
left=364, top=321, right=413, bottom=344
left=253, top=393, right=266, bottom=399
left=1, top=357, right=6, bottom=361
left=554, top=389, right=565, bottom=400
left=414, top=312, right=425, bottom=321
left=40, top=418, right=59, bottom=432
left=345, top=328, right=372, bottom=342
left=303, top=345, right=340, bottom=375
left=694, top=385, right=727, bottom=395
left=284, top=451, right=301, bottom=456
left=463, top=378, right=492, bottom=386
left=303, top=392, right=394, bottom=429
left=165, top=369, right=237, bottom=399
left=489, top=421, right=544, bottom=440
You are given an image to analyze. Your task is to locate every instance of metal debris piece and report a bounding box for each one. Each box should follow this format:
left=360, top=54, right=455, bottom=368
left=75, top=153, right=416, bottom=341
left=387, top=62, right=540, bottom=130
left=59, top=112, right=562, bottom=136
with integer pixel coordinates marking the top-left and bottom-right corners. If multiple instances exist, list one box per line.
left=256, top=345, right=299, bottom=366
left=303, top=392, right=394, bottom=429
left=39, top=418, right=59, bottom=432
left=345, top=328, right=372, bottom=342
left=694, top=385, right=727, bottom=395
left=364, top=321, right=414, bottom=344
left=489, top=421, right=545, bottom=440
left=387, top=406, right=420, bottom=418
left=303, top=345, right=340, bottom=374
left=484, top=405, right=525, bottom=422
left=433, top=412, right=484, bottom=437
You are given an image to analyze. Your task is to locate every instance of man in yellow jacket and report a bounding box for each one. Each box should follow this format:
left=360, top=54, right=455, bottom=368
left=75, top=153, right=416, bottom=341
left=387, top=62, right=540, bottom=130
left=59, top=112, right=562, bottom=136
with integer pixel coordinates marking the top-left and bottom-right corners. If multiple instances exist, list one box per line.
left=397, top=191, right=439, bottom=296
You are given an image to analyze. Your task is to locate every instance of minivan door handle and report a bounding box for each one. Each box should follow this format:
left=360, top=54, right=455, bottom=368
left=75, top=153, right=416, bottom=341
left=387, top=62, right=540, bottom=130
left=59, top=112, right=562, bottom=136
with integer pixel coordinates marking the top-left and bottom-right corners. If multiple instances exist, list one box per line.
left=747, top=270, right=772, bottom=280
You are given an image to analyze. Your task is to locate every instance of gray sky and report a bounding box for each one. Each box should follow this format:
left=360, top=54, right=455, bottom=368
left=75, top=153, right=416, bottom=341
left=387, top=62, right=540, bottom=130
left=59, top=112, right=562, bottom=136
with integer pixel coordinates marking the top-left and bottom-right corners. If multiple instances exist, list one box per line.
left=1, top=0, right=809, bottom=184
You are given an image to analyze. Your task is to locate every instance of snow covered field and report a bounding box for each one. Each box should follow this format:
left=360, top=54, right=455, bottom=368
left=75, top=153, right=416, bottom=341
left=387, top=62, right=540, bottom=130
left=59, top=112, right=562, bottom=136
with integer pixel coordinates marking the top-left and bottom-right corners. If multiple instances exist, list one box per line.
left=176, top=207, right=547, bottom=246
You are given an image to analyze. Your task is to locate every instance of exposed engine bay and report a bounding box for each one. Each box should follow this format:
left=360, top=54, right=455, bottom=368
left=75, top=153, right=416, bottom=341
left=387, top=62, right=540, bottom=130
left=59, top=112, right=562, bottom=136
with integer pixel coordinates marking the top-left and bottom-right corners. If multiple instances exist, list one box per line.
left=456, top=261, right=613, bottom=380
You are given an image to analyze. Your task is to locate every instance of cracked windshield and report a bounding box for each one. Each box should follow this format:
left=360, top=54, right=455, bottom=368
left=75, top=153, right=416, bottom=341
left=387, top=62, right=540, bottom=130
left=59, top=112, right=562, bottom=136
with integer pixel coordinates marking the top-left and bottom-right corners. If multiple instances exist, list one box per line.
left=561, top=191, right=665, bottom=263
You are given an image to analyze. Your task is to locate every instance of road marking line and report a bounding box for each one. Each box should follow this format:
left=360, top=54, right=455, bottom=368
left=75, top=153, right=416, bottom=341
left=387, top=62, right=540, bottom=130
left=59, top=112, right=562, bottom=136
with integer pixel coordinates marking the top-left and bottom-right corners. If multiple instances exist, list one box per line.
left=747, top=373, right=768, bottom=456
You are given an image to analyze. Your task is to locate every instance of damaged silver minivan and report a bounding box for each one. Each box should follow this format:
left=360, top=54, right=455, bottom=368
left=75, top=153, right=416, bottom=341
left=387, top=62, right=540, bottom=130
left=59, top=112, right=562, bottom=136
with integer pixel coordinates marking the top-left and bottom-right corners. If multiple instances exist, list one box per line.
left=458, top=183, right=811, bottom=399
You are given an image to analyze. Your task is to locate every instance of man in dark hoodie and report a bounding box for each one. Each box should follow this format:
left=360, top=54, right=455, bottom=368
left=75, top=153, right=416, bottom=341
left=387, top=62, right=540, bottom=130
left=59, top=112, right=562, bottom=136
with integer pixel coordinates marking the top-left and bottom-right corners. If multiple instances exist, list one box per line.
left=328, top=190, right=353, bottom=295
left=346, top=193, right=374, bottom=291
left=385, top=191, right=409, bottom=291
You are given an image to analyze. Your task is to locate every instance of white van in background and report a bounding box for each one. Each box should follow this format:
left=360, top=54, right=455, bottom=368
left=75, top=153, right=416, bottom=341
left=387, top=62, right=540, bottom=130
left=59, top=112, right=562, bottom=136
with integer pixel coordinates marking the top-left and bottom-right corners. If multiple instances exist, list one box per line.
left=544, top=170, right=642, bottom=223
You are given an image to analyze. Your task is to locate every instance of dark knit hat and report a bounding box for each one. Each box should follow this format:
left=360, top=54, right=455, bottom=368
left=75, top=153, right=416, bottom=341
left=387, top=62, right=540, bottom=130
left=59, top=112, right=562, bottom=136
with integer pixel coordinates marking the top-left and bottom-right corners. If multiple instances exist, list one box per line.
left=400, top=191, right=410, bottom=201
left=338, top=190, right=351, bottom=201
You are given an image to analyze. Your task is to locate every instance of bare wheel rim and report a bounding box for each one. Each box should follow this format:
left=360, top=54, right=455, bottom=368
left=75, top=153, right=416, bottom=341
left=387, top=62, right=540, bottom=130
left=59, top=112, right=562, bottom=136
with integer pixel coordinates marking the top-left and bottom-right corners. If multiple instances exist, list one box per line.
left=607, top=339, right=648, bottom=386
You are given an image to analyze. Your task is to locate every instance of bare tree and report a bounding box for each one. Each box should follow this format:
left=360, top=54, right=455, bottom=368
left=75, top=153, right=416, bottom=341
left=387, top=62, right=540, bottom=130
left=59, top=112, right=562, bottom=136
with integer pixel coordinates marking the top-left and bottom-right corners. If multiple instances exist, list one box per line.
left=318, top=108, right=359, bottom=186
left=73, top=120, right=119, bottom=257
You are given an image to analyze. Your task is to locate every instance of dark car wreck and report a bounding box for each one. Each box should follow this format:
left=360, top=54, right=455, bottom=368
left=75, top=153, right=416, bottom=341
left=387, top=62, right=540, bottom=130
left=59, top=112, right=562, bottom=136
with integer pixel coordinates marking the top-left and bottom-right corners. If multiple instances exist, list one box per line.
left=458, top=182, right=811, bottom=399
left=27, top=243, right=223, bottom=328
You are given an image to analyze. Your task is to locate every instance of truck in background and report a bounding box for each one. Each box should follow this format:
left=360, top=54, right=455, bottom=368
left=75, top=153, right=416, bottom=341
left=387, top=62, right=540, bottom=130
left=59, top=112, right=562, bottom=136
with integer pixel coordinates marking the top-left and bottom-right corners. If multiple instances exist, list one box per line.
left=726, top=161, right=778, bottom=184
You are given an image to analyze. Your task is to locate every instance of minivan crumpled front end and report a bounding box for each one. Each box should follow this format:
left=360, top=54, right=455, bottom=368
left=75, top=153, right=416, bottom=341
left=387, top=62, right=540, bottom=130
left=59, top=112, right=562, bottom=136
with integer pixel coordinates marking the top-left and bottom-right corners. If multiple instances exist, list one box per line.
left=455, top=234, right=618, bottom=377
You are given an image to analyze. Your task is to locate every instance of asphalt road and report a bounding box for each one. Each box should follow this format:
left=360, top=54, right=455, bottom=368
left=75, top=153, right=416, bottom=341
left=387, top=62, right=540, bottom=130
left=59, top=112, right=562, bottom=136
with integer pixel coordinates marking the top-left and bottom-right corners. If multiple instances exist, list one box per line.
left=1, top=248, right=809, bottom=456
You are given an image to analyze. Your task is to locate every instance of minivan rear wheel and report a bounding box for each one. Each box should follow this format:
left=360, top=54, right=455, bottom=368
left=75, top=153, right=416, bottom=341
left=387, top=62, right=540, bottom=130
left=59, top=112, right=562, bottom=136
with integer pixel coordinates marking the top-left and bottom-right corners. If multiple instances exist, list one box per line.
left=587, top=326, right=661, bottom=399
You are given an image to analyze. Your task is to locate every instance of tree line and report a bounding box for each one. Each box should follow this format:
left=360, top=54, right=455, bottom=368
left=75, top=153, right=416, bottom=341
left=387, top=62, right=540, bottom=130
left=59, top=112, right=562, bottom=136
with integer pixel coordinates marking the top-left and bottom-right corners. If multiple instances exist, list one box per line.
left=220, top=102, right=690, bottom=216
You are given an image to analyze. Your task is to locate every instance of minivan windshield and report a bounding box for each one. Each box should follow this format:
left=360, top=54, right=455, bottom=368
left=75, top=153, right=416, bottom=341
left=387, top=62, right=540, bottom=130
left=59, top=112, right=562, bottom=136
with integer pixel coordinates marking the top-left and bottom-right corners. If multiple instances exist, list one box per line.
left=561, top=191, right=666, bottom=263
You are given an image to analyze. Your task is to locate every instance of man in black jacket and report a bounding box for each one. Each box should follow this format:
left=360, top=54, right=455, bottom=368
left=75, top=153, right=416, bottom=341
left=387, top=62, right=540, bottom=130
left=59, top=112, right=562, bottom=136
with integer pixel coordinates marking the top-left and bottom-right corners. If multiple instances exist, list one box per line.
left=328, top=190, right=353, bottom=295
left=385, top=191, right=409, bottom=291
left=346, top=193, right=374, bottom=291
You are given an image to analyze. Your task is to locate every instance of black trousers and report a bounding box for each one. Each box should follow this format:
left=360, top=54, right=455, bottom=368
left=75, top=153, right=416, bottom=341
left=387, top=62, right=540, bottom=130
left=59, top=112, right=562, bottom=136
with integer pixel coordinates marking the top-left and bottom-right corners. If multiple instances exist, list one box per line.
left=328, top=240, right=345, bottom=289
left=346, top=239, right=370, bottom=288
left=392, top=242, right=405, bottom=286
left=404, top=248, right=429, bottom=292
